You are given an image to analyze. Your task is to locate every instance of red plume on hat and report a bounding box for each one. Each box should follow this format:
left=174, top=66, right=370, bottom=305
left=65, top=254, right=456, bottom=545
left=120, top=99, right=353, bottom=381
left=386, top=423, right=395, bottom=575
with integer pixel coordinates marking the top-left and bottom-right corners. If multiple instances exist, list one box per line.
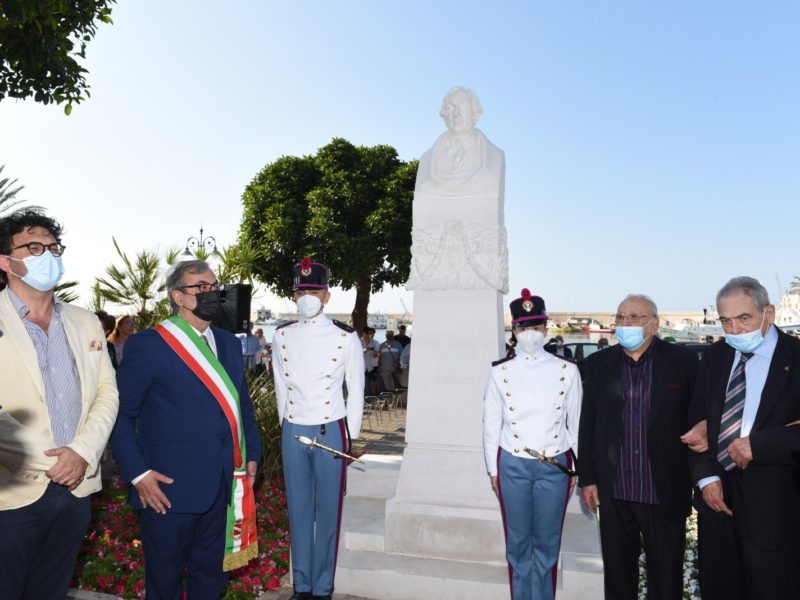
left=521, top=288, right=532, bottom=300
left=300, top=257, right=312, bottom=276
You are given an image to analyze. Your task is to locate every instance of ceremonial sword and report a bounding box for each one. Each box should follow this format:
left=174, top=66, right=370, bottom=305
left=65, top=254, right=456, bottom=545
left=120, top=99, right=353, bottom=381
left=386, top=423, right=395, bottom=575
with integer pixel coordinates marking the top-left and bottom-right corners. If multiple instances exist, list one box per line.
left=523, top=447, right=577, bottom=477
left=294, top=435, right=365, bottom=464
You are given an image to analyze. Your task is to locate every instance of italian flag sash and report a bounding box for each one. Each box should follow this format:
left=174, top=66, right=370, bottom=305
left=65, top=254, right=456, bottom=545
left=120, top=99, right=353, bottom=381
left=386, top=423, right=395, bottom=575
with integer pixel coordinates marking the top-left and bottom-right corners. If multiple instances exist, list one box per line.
left=154, top=315, right=258, bottom=571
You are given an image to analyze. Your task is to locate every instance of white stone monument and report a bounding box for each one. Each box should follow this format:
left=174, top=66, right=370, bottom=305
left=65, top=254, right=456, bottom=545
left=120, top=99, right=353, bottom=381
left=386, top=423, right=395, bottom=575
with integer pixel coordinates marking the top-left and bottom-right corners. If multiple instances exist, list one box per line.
left=336, top=87, right=603, bottom=600
left=386, top=86, right=508, bottom=565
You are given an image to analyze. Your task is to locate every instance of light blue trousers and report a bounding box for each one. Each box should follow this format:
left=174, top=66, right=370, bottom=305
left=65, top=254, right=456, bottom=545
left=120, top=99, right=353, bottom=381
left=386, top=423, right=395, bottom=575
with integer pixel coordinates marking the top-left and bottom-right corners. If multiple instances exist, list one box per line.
left=497, top=449, right=571, bottom=600
left=282, top=419, right=347, bottom=596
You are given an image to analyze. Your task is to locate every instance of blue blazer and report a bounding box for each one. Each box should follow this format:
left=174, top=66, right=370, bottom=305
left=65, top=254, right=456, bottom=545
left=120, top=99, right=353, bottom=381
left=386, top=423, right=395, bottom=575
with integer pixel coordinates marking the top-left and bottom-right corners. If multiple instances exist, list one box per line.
left=111, top=326, right=261, bottom=513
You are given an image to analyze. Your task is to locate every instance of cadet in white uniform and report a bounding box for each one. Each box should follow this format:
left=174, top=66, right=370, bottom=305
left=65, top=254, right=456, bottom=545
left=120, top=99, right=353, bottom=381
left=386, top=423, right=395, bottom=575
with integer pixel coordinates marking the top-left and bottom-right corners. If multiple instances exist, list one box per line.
left=272, top=258, right=365, bottom=600
left=483, top=289, right=582, bottom=600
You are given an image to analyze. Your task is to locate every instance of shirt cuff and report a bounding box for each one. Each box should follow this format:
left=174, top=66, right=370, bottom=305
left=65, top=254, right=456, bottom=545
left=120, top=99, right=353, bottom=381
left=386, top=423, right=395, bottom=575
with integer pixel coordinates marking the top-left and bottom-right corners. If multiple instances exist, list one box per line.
left=132, top=470, right=151, bottom=485
left=697, top=476, right=720, bottom=490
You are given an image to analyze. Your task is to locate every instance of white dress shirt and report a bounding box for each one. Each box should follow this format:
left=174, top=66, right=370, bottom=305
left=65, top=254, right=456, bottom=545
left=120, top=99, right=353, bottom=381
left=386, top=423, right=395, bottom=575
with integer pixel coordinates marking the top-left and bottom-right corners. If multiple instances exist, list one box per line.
left=698, top=325, right=778, bottom=490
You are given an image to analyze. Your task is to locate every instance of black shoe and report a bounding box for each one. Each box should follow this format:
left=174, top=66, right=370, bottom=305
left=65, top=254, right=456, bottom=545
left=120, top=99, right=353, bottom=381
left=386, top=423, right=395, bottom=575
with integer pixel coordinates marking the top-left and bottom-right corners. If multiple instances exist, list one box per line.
left=290, top=593, right=311, bottom=600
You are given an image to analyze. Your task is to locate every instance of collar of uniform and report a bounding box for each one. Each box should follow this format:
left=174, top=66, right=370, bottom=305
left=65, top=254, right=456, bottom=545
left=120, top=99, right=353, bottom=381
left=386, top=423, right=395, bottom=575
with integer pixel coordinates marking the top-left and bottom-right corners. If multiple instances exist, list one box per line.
left=7, top=286, right=63, bottom=319
left=517, top=347, right=551, bottom=362
left=299, top=311, right=330, bottom=327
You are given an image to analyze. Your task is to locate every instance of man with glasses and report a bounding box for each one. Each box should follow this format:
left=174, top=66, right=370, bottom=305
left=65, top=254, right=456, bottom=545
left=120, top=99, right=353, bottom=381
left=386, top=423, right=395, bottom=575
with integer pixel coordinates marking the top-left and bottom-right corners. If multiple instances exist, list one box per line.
left=685, top=276, right=800, bottom=600
left=111, top=260, right=261, bottom=598
left=578, top=294, right=699, bottom=600
left=0, top=209, right=119, bottom=599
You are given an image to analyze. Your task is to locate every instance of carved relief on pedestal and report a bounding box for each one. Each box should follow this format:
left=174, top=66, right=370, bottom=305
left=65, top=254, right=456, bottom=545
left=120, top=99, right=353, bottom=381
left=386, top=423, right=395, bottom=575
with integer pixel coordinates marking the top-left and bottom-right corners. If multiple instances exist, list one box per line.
left=406, top=220, right=508, bottom=293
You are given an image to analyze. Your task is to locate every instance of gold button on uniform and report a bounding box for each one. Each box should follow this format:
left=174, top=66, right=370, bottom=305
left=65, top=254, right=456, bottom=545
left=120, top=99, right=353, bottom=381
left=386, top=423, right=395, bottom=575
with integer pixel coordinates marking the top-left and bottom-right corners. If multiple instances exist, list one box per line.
left=283, top=357, right=288, bottom=362
left=514, top=433, right=519, bottom=439
left=560, top=376, right=565, bottom=381
left=506, top=392, right=512, bottom=397
left=503, top=378, right=509, bottom=383
left=282, top=344, right=287, bottom=349
left=332, top=358, right=337, bottom=362
left=509, top=406, right=515, bottom=411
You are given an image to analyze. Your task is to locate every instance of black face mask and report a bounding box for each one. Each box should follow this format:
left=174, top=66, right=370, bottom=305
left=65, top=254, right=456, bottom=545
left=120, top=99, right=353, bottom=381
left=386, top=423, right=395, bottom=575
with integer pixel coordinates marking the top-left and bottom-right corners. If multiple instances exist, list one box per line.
left=191, top=290, right=221, bottom=321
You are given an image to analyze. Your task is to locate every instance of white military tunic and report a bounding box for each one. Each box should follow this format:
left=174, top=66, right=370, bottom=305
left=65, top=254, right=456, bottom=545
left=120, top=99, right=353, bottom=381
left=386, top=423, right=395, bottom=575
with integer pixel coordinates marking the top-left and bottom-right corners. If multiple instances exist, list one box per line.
left=272, top=313, right=365, bottom=438
left=483, top=347, right=582, bottom=476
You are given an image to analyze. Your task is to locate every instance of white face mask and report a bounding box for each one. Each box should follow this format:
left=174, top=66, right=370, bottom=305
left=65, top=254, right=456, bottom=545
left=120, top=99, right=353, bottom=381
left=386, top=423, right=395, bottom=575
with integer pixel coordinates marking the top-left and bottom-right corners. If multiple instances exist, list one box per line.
left=516, top=329, right=545, bottom=355
left=296, top=294, right=322, bottom=318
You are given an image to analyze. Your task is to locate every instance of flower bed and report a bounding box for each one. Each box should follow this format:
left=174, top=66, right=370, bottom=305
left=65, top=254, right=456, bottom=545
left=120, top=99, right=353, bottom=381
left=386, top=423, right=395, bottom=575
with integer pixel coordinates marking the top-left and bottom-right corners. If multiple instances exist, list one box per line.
left=71, top=475, right=290, bottom=599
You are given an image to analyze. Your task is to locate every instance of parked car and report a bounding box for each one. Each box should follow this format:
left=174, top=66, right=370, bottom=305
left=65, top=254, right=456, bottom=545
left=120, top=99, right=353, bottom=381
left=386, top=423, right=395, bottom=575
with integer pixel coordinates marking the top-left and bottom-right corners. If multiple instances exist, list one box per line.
left=544, top=342, right=604, bottom=380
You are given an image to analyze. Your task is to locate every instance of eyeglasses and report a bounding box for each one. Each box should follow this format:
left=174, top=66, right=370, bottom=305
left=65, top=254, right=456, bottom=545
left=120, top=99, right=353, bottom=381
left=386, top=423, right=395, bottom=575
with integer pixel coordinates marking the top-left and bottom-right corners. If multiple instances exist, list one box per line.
left=125, top=321, right=138, bottom=328
left=179, top=281, right=223, bottom=294
left=614, top=314, right=653, bottom=326
left=12, top=242, right=66, bottom=257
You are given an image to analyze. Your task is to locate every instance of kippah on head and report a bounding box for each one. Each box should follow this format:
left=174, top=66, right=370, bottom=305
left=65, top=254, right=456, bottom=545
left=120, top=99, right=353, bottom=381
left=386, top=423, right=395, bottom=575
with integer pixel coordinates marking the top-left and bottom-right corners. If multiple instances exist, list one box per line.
left=510, top=287, right=548, bottom=327
left=292, top=257, right=329, bottom=291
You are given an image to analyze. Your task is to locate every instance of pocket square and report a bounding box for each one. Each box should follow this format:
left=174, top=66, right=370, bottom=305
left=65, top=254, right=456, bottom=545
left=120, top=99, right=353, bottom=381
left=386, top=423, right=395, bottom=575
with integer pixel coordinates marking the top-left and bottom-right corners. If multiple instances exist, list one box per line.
left=89, top=340, right=104, bottom=352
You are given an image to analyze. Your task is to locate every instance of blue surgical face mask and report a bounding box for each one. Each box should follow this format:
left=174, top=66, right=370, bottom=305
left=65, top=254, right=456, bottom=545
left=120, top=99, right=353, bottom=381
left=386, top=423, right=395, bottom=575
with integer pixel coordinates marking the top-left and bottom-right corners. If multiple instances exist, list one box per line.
left=8, top=251, right=64, bottom=291
left=615, top=326, right=647, bottom=351
left=725, top=312, right=767, bottom=354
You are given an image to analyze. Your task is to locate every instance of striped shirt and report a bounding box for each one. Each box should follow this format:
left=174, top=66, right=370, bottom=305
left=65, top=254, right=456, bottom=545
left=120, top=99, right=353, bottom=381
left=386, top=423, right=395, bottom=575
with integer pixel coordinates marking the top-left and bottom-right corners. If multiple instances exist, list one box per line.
left=612, top=343, right=659, bottom=504
left=9, top=289, right=83, bottom=447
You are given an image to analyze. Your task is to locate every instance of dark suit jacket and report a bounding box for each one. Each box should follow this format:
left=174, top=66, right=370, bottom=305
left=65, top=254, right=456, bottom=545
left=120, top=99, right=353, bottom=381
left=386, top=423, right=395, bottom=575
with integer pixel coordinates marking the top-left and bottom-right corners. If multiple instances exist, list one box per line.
left=688, top=328, right=800, bottom=551
left=111, top=326, right=261, bottom=513
left=578, top=338, right=699, bottom=520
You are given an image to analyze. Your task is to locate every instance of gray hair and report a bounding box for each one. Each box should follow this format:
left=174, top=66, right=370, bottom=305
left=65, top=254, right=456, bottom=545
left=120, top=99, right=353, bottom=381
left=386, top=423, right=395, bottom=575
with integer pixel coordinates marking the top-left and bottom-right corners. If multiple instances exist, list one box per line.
left=165, top=260, right=212, bottom=313
left=439, top=86, right=484, bottom=122
left=716, top=276, right=770, bottom=311
left=619, top=293, right=659, bottom=317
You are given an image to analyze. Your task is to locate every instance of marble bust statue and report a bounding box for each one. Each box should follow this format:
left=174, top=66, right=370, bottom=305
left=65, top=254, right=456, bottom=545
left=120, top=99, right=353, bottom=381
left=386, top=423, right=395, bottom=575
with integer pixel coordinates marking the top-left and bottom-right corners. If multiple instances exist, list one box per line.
left=406, top=87, right=508, bottom=293
left=415, top=86, right=505, bottom=197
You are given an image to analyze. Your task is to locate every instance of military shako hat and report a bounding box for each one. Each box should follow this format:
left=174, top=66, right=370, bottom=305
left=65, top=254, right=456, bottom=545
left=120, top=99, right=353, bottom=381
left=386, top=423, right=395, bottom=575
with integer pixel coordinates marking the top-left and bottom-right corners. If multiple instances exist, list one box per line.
left=510, top=288, right=547, bottom=327
left=292, top=257, right=329, bottom=291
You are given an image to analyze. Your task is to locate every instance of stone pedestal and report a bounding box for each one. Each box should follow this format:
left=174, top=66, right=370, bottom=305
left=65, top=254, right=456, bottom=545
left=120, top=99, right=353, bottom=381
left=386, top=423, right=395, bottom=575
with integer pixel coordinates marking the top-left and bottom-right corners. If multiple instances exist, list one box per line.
left=383, top=288, right=505, bottom=562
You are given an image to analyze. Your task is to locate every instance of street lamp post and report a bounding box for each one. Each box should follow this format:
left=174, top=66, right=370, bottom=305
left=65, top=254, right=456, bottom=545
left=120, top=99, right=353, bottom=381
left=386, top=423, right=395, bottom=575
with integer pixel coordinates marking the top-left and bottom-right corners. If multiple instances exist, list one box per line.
left=183, top=225, right=220, bottom=257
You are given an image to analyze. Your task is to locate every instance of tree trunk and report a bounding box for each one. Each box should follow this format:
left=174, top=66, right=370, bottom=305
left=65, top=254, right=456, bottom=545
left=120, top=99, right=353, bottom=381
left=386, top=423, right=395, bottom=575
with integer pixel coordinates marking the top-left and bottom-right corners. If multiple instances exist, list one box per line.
left=352, top=275, right=371, bottom=334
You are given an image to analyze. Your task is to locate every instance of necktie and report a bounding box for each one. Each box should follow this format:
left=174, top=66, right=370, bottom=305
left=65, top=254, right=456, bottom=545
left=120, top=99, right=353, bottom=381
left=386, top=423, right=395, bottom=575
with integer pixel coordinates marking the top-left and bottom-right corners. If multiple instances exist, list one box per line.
left=201, top=334, right=214, bottom=356
left=717, top=352, right=753, bottom=471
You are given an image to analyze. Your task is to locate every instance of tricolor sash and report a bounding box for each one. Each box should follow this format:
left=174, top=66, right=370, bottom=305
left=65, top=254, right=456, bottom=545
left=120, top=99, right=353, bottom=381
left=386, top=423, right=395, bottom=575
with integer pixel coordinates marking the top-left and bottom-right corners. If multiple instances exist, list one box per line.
left=154, top=315, right=258, bottom=571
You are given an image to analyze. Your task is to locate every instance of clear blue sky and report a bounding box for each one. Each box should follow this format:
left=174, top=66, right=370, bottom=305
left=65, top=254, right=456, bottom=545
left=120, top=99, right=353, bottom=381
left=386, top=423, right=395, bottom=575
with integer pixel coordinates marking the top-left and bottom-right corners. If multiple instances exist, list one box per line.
left=1, top=1, right=799, bottom=315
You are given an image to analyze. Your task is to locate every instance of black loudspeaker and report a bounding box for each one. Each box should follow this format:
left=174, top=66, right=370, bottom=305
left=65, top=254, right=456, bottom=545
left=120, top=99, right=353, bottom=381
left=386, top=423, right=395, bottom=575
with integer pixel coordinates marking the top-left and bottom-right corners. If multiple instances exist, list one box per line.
left=212, top=284, right=252, bottom=333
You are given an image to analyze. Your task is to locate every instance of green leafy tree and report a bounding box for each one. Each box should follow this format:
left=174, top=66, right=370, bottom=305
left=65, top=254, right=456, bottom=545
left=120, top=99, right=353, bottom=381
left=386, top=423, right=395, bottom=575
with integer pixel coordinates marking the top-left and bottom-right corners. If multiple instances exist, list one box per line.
left=239, top=137, right=417, bottom=332
left=0, top=164, right=24, bottom=214
left=94, top=238, right=179, bottom=328
left=0, top=0, right=115, bottom=113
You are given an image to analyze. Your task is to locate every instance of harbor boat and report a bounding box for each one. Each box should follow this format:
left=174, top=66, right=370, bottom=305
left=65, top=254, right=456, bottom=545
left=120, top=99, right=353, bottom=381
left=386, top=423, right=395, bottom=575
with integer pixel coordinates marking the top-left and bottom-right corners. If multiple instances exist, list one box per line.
left=255, top=306, right=273, bottom=324
left=566, top=317, right=613, bottom=334
left=367, top=314, right=389, bottom=329
left=775, top=289, right=800, bottom=335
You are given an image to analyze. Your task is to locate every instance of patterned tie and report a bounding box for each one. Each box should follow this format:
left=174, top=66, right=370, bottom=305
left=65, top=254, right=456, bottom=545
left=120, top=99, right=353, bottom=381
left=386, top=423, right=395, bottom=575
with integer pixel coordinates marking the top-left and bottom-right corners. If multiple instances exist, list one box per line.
left=717, top=352, right=753, bottom=471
